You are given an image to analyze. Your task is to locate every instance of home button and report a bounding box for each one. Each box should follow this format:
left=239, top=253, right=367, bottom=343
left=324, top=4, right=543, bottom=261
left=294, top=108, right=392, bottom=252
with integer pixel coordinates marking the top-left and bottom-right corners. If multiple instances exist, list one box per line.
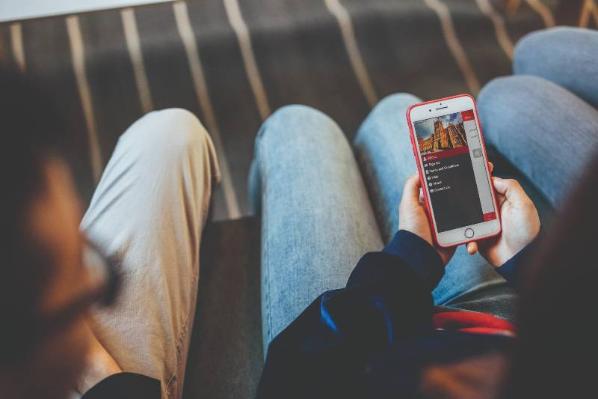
left=464, top=228, right=474, bottom=239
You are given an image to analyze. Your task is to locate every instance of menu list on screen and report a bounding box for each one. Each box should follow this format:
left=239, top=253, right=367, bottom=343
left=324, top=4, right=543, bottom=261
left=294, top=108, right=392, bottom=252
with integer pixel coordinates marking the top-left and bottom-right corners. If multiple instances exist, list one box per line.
left=414, top=110, right=496, bottom=233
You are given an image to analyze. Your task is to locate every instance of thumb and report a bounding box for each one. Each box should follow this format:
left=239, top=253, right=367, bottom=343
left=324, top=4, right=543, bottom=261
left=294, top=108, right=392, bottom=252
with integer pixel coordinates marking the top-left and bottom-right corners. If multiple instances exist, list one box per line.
left=493, top=177, right=524, bottom=200
left=492, top=176, right=509, bottom=195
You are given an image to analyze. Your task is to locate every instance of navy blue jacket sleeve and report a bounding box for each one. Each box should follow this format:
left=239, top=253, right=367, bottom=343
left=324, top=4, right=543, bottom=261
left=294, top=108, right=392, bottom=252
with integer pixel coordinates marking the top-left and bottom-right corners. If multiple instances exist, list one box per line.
left=82, top=373, right=160, bottom=399
left=495, top=238, right=539, bottom=289
left=382, top=230, right=444, bottom=290
left=257, top=230, right=444, bottom=399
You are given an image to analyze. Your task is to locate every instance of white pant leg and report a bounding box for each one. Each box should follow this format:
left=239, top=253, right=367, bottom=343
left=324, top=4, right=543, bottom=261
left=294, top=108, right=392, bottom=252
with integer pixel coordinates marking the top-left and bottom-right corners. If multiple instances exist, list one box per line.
left=81, top=109, right=220, bottom=399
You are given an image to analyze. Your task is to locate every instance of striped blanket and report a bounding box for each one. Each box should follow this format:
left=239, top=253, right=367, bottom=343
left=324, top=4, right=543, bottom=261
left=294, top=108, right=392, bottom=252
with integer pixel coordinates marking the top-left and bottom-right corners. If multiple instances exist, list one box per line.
left=0, top=0, right=594, bottom=221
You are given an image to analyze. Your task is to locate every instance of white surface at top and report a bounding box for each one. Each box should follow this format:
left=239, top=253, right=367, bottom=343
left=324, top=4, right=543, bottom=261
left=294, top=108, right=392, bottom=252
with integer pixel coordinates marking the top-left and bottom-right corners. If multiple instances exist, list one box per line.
left=0, top=0, right=173, bottom=22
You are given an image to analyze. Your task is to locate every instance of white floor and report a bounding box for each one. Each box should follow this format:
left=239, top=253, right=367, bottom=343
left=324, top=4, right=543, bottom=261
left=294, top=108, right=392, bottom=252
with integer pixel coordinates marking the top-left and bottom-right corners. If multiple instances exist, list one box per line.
left=0, top=0, right=173, bottom=22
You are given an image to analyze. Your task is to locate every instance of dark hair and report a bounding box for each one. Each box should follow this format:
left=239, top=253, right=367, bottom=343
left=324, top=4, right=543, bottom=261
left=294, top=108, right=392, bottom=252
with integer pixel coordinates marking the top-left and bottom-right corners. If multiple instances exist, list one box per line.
left=506, top=153, right=598, bottom=398
left=0, top=67, right=67, bottom=365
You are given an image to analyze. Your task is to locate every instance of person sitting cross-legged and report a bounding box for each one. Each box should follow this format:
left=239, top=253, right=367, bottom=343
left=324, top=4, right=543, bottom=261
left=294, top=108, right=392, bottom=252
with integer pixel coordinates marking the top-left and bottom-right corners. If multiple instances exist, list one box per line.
left=0, top=69, right=220, bottom=399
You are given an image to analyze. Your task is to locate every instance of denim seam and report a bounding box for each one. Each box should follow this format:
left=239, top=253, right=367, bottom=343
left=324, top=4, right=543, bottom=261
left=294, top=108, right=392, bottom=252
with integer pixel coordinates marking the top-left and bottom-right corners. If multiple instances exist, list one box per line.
left=255, top=132, right=272, bottom=348
left=261, top=156, right=272, bottom=347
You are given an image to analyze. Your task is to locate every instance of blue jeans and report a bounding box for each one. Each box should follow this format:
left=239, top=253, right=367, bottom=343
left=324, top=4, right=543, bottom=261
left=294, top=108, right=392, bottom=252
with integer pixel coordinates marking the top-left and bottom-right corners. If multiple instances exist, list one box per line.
left=250, top=27, right=598, bottom=349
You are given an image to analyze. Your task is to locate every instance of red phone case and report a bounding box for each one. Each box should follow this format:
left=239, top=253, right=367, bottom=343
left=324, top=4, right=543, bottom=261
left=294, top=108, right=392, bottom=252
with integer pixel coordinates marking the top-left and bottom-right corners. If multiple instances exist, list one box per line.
left=406, top=94, right=501, bottom=248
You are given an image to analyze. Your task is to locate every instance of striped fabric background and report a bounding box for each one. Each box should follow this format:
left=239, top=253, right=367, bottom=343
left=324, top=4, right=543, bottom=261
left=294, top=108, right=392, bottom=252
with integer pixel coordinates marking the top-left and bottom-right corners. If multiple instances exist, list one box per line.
left=0, top=0, right=595, bottom=221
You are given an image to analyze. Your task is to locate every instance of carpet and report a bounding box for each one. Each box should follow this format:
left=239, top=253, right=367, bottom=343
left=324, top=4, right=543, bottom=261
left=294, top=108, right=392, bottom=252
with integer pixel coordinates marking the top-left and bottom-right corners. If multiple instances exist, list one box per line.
left=0, top=0, right=591, bottom=220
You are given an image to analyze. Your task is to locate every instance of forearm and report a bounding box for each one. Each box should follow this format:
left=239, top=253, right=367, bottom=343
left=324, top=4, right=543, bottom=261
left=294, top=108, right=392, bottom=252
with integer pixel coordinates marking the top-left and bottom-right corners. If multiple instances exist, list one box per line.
left=381, top=230, right=445, bottom=290
left=259, top=239, right=436, bottom=398
left=260, top=231, right=443, bottom=397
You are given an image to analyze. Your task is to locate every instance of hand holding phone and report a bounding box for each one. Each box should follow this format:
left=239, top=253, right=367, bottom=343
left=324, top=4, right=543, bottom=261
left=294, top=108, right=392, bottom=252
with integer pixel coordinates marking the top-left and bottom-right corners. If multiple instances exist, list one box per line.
left=468, top=176, right=541, bottom=267
left=399, top=175, right=456, bottom=265
left=407, top=94, right=501, bottom=247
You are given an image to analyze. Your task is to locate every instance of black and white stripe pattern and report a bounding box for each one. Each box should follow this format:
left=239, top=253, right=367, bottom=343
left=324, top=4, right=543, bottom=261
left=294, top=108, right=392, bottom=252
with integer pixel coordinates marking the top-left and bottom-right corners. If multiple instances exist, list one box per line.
left=424, top=0, right=482, bottom=93
left=122, top=7, right=154, bottom=113
left=0, top=0, right=592, bottom=221
left=223, top=0, right=272, bottom=120
left=324, top=0, right=378, bottom=106
left=173, top=0, right=241, bottom=218
left=475, top=0, right=515, bottom=59
left=9, top=22, right=25, bottom=71
left=66, top=15, right=104, bottom=183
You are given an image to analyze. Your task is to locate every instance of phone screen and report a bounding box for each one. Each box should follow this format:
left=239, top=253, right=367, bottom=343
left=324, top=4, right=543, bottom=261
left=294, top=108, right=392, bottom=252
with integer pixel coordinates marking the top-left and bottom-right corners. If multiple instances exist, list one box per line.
left=413, top=110, right=496, bottom=233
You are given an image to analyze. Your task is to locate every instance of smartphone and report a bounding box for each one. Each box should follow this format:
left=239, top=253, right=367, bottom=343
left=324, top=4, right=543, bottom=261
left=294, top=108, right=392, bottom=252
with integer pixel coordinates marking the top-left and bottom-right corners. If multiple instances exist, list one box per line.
left=406, top=94, right=501, bottom=247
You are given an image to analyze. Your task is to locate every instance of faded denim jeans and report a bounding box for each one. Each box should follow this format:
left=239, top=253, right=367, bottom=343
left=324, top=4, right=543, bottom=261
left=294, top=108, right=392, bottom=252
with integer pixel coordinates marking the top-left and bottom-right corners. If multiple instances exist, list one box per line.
left=251, top=27, right=598, bottom=350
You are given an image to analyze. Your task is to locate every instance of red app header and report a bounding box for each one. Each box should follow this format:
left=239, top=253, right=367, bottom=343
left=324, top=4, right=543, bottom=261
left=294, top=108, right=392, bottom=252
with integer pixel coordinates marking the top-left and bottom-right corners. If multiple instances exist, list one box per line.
left=461, top=110, right=475, bottom=121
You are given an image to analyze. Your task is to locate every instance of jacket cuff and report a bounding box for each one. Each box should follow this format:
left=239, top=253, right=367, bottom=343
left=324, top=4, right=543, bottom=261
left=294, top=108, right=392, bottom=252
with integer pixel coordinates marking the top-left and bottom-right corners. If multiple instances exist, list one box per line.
left=383, top=230, right=444, bottom=290
left=496, top=238, right=539, bottom=288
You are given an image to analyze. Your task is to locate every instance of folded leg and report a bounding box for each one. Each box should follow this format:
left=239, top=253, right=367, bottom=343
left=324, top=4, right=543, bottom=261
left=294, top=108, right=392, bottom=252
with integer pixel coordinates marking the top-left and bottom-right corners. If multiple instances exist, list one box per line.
left=514, top=27, right=598, bottom=107
left=478, top=75, right=598, bottom=207
left=81, top=109, right=220, bottom=399
left=354, top=94, right=515, bottom=319
left=251, top=105, right=383, bottom=350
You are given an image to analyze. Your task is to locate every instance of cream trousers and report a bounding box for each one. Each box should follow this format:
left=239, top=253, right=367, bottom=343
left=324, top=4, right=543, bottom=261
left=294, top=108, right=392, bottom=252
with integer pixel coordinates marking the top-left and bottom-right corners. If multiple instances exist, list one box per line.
left=81, top=109, right=220, bottom=399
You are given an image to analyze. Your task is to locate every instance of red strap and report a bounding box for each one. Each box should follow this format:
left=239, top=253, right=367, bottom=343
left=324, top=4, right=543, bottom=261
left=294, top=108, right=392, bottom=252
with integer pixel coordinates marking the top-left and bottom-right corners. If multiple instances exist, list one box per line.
left=433, top=310, right=516, bottom=336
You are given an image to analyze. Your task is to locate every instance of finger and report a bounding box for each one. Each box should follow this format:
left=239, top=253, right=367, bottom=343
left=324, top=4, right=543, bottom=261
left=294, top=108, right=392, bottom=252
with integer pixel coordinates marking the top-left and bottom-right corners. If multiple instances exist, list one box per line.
left=402, top=175, right=421, bottom=205
left=488, top=161, right=494, bottom=174
left=492, top=176, right=507, bottom=194
left=467, top=242, right=478, bottom=255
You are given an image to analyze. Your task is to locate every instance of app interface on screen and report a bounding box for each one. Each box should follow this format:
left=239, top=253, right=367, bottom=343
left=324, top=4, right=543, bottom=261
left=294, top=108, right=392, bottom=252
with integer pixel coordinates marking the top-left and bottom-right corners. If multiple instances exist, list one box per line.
left=414, top=110, right=496, bottom=233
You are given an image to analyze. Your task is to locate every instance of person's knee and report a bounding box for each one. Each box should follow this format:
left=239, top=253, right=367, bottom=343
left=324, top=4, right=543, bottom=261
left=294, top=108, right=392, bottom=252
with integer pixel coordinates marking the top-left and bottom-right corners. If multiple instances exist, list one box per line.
left=478, top=76, right=515, bottom=120
left=129, top=108, right=211, bottom=162
left=514, top=27, right=584, bottom=75
left=150, top=108, right=207, bottom=150
left=256, top=104, right=345, bottom=154
left=479, top=75, right=559, bottom=113
left=374, top=93, right=421, bottom=116
left=478, top=76, right=525, bottom=146
left=354, top=92, right=419, bottom=151
left=478, top=74, right=579, bottom=151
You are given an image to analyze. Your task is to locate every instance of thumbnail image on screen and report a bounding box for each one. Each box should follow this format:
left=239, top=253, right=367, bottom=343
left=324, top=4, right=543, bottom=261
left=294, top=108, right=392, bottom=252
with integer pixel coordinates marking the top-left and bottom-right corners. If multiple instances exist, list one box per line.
left=414, top=110, right=496, bottom=233
left=415, top=112, right=469, bottom=155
